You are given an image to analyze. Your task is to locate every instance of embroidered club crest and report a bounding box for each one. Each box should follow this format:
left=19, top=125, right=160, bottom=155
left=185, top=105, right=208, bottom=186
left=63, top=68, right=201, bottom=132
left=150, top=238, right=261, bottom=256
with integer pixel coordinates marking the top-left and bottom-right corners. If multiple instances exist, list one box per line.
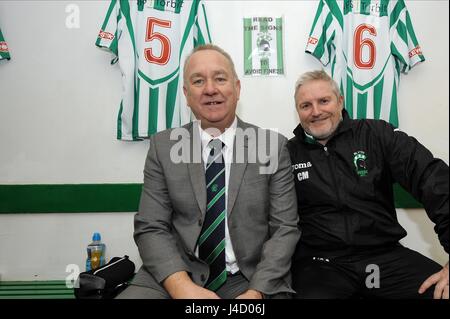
left=353, top=151, right=368, bottom=177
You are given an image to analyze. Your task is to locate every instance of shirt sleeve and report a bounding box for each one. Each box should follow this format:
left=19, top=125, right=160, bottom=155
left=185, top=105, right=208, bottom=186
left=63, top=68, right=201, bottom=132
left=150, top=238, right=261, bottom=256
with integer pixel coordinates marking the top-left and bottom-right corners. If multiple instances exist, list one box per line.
left=390, top=0, right=425, bottom=73
left=193, top=0, right=212, bottom=47
left=0, top=27, right=11, bottom=61
left=305, top=0, right=339, bottom=66
left=95, top=0, right=121, bottom=59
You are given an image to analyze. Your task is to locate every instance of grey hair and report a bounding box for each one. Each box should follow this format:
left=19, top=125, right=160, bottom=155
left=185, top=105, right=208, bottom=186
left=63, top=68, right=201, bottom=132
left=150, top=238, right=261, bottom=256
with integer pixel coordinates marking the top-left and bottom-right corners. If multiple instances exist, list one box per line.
left=183, top=44, right=239, bottom=84
left=294, top=70, right=341, bottom=100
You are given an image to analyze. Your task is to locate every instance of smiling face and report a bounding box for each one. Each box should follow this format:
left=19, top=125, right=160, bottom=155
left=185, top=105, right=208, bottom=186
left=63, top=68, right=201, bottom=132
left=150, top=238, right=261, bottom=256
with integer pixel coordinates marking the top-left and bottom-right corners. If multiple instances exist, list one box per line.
left=295, top=79, right=344, bottom=145
left=183, top=49, right=241, bottom=133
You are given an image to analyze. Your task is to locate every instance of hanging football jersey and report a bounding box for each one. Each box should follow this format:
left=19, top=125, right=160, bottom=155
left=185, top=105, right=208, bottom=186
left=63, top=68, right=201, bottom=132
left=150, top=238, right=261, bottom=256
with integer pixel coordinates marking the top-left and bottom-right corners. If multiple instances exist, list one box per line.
left=306, top=0, right=424, bottom=127
left=96, top=0, right=211, bottom=140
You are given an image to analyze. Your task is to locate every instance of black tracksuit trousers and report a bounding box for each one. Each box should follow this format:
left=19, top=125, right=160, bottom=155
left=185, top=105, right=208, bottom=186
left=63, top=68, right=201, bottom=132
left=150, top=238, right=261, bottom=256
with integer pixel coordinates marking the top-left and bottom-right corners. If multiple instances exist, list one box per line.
left=292, top=244, right=444, bottom=299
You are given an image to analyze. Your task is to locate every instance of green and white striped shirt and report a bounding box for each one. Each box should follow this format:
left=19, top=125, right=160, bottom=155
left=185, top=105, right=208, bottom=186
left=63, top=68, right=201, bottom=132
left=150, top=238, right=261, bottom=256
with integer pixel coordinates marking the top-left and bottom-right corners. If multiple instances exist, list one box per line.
left=306, top=0, right=424, bottom=127
left=96, top=0, right=211, bottom=140
left=0, top=27, right=11, bottom=61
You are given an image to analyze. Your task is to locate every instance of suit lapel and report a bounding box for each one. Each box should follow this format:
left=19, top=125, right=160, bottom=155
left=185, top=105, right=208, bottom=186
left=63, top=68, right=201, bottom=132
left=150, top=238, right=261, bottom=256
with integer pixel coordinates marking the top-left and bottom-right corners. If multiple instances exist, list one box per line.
left=187, top=122, right=207, bottom=216
left=227, top=119, right=249, bottom=217
left=188, top=163, right=206, bottom=216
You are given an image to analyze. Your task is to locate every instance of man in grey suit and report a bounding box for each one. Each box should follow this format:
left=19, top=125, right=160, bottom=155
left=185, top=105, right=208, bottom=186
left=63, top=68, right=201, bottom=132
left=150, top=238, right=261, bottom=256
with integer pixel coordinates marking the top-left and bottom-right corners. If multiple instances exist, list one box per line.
left=117, top=44, right=300, bottom=299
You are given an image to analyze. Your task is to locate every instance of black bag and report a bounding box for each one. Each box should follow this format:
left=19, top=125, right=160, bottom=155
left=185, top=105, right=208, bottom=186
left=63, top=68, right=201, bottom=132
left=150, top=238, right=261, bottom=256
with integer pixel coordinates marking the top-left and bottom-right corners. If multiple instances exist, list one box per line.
left=74, top=255, right=135, bottom=299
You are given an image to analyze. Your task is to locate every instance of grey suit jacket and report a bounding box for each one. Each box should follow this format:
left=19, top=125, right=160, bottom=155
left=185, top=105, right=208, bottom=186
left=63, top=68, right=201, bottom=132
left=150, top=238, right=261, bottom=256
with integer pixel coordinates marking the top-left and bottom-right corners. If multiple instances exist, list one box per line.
left=132, top=118, right=300, bottom=295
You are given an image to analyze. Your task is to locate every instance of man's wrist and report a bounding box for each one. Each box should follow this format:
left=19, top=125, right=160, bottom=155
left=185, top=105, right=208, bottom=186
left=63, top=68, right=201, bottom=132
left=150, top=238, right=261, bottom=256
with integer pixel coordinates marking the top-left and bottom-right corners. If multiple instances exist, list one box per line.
left=163, top=271, right=195, bottom=298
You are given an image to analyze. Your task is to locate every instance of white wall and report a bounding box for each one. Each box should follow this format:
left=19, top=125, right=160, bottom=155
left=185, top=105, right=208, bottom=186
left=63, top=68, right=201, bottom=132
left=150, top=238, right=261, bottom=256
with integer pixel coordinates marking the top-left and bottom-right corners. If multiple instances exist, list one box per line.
left=0, top=1, right=448, bottom=280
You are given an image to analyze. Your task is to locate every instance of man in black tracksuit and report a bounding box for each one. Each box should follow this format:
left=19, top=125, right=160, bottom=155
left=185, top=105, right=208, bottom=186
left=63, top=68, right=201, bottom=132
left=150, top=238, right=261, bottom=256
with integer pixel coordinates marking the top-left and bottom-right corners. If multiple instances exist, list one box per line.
left=288, top=70, right=449, bottom=299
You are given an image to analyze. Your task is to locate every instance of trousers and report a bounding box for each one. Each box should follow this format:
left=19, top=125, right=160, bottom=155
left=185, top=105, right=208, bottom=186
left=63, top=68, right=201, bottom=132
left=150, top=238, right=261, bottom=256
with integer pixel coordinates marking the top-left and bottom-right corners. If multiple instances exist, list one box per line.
left=291, top=244, right=443, bottom=299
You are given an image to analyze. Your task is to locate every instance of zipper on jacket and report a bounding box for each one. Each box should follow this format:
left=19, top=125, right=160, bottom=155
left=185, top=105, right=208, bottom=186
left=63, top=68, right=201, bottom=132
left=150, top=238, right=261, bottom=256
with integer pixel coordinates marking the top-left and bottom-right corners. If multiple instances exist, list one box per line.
left=323, top=146, right=351, bottom=245
left=323, top=147, right=340, bottom=202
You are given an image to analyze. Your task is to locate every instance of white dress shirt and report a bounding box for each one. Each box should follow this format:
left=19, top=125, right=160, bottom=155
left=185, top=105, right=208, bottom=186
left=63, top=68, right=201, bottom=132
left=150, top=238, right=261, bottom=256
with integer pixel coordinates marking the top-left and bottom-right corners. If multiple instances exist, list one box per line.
left=196, top=117, right=240, bottom=274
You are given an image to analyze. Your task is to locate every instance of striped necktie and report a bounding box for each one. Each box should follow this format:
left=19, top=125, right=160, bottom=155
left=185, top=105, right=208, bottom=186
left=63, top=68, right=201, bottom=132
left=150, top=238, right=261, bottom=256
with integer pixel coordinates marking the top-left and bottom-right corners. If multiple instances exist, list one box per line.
left=198, top=139, right=227, bottom=291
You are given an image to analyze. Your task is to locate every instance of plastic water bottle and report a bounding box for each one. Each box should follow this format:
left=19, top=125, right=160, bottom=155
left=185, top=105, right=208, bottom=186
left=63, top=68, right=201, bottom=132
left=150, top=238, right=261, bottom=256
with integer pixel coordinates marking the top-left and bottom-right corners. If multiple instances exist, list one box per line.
left=85, top=232, right=106, bottom=271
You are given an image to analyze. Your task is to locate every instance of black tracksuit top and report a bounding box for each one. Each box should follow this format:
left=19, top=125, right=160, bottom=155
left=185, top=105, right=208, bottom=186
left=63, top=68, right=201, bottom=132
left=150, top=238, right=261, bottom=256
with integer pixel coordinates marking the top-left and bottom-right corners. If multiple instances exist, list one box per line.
left=287, top=110, right=449, bottom=257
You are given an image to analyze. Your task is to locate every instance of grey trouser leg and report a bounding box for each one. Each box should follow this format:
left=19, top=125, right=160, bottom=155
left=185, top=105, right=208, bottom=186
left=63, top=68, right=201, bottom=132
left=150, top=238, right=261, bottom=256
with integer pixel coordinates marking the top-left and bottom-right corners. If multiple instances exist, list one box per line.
left=115, top=284, right=170, bottom=299
left=116, top=272, right=289, bottom=299
left=216, top=272, right=292, bottom=299
left=116, top=275, right=247, bottom=299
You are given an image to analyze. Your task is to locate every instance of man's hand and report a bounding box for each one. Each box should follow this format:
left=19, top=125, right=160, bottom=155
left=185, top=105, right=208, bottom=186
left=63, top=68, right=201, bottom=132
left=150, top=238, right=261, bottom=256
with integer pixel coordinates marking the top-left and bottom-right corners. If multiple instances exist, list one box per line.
left=163, top=271, right=221, bottom=299
left=235, top=289, right=263, bottom=299
left=418, top=262, right=449, bottom=299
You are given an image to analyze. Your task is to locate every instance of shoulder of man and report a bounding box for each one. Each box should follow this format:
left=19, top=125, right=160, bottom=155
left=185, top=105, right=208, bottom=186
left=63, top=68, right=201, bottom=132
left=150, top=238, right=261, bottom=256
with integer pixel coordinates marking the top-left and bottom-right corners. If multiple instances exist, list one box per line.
left=149, top=122, right=194, bottom=144
left=286, top=135, right=301, bottom=152
left=237, top=118, right=288, bottom=146
left=349, top=117, right=397, bottom=138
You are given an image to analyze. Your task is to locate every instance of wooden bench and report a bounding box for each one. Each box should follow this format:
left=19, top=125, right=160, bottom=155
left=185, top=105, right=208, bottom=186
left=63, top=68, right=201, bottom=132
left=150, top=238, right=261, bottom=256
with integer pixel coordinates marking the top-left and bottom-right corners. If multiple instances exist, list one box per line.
left=0, top=281, right=75, bottom=299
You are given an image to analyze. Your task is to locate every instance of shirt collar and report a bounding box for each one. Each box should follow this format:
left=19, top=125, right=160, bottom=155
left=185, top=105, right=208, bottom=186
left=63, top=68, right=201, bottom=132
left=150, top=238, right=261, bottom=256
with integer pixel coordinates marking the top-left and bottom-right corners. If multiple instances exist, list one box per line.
left=198, top=117, right=237, bottom=151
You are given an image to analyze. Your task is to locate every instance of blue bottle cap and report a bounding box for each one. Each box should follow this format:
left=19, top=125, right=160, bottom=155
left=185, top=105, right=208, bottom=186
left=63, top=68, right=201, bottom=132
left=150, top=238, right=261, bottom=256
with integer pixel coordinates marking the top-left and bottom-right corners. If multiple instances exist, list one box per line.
left=92, top=232, right=101, bottom=241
